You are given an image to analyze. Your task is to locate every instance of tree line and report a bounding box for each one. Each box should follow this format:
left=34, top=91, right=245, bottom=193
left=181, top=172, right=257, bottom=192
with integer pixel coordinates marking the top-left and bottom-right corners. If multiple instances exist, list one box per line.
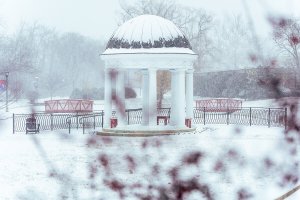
left=0, top=0, right=299, bottom=102
left=0, top=23, right=106, bottom=101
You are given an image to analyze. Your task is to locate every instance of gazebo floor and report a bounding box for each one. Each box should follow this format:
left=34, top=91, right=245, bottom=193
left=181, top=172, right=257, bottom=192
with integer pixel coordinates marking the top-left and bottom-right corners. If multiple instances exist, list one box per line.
left=96, top=125, right=196, bottom=137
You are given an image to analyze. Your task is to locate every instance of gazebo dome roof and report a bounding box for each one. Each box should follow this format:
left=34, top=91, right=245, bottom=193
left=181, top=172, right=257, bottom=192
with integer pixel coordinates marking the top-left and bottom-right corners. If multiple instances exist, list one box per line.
left=101, top=15, right=197, bottom=69
left=103, top=15, right=194, bottom=55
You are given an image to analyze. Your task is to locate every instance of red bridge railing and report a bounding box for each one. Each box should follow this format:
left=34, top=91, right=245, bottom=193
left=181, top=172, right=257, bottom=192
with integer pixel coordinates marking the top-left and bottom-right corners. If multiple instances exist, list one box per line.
left=195, top=98, right=243, bottom=112
left=45, top=99, right=93, bottom=113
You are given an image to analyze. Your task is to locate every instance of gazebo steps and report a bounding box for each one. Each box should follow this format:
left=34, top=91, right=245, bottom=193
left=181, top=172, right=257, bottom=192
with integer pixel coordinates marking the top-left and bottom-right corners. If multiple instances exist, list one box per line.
left=96, top=125, right=196, bottom=137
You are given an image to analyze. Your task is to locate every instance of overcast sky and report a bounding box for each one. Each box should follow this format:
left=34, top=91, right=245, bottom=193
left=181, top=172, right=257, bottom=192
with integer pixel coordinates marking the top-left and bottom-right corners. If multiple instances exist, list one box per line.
left=0, top=0, right=299, bottom=41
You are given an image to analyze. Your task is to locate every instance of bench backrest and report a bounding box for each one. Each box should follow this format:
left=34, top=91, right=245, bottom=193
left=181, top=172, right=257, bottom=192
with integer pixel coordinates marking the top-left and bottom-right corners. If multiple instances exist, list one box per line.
left=26, top=118, right=37, bottom=129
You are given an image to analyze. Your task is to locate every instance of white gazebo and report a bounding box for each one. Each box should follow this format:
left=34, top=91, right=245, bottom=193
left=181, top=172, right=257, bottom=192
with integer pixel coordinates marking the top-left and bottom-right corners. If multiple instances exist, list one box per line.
left=100, top=15, right=197, bottom=134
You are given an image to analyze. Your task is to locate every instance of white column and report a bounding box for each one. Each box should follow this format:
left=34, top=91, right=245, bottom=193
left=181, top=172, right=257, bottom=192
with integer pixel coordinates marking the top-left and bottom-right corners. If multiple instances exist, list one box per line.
left=104, top=68, right=112, bottom=128
left=142, top=69, right=149, bottom=126
left=186, top=69, right=194, bottom=119
left=116, top=69, right=125, bottom=126
left=142, top=69, right=157, bottom=126
left=170, top=69, right=185, bottom=127
left=148, top=69, right=157, bottom=126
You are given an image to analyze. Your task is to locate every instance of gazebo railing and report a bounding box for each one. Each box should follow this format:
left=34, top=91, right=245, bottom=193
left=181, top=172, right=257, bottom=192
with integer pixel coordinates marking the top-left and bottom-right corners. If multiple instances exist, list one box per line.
left=125, top=108, right=142, bottom=125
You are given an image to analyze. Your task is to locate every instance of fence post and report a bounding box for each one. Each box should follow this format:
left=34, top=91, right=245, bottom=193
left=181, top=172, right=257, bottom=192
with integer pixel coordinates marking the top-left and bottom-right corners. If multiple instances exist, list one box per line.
left=203, top=107, right=206, bottom=125
left=284, top=107, right=288, bottom=130
left=83, top=122, right=85, bottom=134
left=101, top=111, right=104, bottom=128
left=76, top=112, right=79, bottom=129
left=13, top=113, right=15, bottom=134
left=226, top=108, right=229, bottom=125
left=127, top=110, right=130, bottom=125
left=68, top=121, right=71, bottom=134
left=50, top=114, right=53, bottom=131
left=168, top=108, right=171, bottom=124
left=93, top=115, right=96, bottom=130
left=268, top=108, right=271, bottom=128
left=249, top=107, right=252, bottom=126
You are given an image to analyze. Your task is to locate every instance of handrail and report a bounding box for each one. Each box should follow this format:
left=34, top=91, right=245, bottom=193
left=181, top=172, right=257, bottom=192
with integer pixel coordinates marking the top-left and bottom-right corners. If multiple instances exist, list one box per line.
left=79, top=112, right=104, bottom=134
left=66, top=111, right=103, bottom=134
left=125, top=108, right=142, bottom=112
left=65, top=112, right=103, bottom=123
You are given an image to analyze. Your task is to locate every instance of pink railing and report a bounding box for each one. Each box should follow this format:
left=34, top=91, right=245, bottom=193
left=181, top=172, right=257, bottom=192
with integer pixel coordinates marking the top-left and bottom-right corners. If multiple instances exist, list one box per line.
left=195, top=98, right=243, bottom=112
left=45, top=99, right=93, bottom=113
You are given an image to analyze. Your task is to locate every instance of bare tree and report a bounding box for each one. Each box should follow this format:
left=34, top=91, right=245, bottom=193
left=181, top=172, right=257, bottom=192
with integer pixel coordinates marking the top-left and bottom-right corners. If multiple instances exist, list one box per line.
left=271, top=17, right=300, bottom=90
left=0, top=23, right=42, bottom=107
left=177, top=7, right=213, bottom=70
left=118, top=0, right=213, bottom=99
left=272, top=17, right=300, bottom=68
left=10, top=78, right=24, bottom=102
left=157, top=70, right=171, bottom=107
left=119, top=0, right=179, bottom=23
left=215, top=15, right=254, bottom=70
left=55, top=32, right=104, bottom=93
left=42, top=71, right=65, bottom=100
left=0, top=24, right=38, bottom=74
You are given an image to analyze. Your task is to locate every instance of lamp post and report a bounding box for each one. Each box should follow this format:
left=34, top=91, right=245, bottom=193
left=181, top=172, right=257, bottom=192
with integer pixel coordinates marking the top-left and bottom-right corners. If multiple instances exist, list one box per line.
left=5, top=72, right=9, bottom=112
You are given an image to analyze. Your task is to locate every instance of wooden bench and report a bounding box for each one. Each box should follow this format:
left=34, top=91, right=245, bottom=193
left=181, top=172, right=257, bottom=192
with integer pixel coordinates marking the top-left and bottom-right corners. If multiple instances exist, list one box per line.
left=157, top=108, right=171, bottom=125
left=26, top=117, right=40, bottom=134
left=157, top=116, right=169, bottom=125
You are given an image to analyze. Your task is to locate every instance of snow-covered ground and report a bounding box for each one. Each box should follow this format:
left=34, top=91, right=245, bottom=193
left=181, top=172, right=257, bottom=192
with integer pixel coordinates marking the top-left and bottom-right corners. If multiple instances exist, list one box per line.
left=0, top=99, right=299, bottom=199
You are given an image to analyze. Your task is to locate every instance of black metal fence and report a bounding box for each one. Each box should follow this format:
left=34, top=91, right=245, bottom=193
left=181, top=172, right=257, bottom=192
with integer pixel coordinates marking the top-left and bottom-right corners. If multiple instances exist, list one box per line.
left=13, top=107, right=287, bottom=133
left=193, top=107, right=286, bottom=128
left=13, top=112, right=104, bottom=133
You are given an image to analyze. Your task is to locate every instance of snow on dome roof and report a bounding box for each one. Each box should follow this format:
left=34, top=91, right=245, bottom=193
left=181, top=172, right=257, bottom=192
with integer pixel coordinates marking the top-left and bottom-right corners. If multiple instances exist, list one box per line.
left=105, top=15, right=192, bottom=50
